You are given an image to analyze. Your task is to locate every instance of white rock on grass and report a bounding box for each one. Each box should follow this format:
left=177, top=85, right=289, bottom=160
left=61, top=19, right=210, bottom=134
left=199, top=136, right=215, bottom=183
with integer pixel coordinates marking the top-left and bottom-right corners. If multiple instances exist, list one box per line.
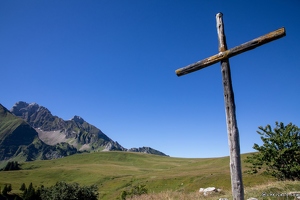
left=204, top=187, right=217, bottom=192
left=199, top=187, right=219, bottom=196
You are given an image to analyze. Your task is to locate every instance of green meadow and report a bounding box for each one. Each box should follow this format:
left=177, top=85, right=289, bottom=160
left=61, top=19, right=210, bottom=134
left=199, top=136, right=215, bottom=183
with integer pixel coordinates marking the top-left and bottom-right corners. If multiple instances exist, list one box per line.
left=1, top=151, right=299, bottom=199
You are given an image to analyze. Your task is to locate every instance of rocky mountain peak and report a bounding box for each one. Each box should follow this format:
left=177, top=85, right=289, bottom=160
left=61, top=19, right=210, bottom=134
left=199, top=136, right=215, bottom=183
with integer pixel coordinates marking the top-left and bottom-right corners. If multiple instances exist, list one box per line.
left=71, top=115, right=85, bottom=124
left=10, top=101, right=30, bottom=115
left=10, top=101, right=55, bottom=129
left=10, top=101, right=51, bottom=116
left=10, top=101, right=50, bottom=116
left=11, top=101, right=39, bottom=120
left=5, top=101, right=168, bottom=157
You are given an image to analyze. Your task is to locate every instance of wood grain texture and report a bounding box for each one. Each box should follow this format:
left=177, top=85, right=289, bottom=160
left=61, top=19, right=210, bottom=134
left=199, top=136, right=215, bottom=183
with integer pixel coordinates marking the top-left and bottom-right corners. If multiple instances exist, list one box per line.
left=216, top=12, right=244, bottom=200
left=175, top=27, right=285, bottom=76
left=174, top=12, right=286, bottom=199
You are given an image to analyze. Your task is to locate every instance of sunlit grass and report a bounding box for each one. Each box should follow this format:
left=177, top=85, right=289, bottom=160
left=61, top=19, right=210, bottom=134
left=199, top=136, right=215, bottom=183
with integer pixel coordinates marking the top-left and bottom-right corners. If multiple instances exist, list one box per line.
left=1, top=151, right=295, bottom=200
left=128, top=181, right=300, bottom=200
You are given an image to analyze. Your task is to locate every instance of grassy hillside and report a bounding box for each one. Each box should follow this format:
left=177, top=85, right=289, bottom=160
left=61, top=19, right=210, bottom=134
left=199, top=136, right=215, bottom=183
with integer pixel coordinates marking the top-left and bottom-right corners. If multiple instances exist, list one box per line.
left=0, top=151, right=295, bottom=200
left=0, top=105, right=23, bottom=142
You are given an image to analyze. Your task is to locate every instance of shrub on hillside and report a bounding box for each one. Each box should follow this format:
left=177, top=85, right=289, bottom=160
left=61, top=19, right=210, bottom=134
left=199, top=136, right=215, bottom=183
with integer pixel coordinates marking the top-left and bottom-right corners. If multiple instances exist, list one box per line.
left=40, top=181, right=98, bottom=200
left=20, top=183, right=26, bottom=191
left=22, top=182, right=41, bottom=200
left=120, top=184, right=148, bottom=200
left=245, top=122, right=300, bottom=180
left=2, top=184, right=12, bottom=196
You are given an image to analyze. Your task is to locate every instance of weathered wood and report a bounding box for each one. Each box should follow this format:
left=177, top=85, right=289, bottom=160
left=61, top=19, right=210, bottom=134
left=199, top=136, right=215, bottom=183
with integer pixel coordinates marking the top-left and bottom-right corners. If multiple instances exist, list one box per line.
left=216, top=12, right=244, bottom=200
left=175, top=27, right=285, bottom=76
left=174, top=12, right=285, bottom=200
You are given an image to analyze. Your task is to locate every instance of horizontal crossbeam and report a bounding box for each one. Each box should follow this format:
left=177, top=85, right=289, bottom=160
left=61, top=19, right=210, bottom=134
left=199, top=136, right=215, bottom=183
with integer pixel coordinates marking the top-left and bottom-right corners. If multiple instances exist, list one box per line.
left=175, top=27, right=286, bottom=76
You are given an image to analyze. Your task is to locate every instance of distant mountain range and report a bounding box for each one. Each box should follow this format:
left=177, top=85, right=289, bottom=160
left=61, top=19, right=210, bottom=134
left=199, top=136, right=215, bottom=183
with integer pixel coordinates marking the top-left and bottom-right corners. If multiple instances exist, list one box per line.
left=0, top=101, right=167, bottom=163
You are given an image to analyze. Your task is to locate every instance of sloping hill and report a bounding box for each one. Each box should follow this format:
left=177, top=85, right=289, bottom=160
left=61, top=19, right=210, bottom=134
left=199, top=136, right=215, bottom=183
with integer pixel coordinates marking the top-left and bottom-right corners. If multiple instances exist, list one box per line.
left=0, top=151, right=278, bottom=200
left=0, top=104, right=36, bottom=160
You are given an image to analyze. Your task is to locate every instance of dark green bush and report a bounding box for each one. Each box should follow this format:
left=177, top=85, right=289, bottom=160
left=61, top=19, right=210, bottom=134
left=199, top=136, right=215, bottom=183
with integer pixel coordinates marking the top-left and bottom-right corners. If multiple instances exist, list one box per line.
left=245, top=122, right=300, bottom=180
left=40, top=181, right=98, bottom=200
left=120, top=184, right=148, bottom=200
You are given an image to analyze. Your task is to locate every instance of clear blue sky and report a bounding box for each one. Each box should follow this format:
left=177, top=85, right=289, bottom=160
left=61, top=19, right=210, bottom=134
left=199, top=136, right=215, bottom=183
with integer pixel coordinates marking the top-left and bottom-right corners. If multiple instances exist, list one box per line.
left=1, top=1, right=299, bottom=158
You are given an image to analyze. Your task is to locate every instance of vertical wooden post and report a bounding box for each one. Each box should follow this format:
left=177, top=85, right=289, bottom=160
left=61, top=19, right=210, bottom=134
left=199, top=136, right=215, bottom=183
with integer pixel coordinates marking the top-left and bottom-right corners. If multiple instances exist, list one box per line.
left=175, top=12, right=285, bottom=200
left=216, top=13, right=244, bottom=200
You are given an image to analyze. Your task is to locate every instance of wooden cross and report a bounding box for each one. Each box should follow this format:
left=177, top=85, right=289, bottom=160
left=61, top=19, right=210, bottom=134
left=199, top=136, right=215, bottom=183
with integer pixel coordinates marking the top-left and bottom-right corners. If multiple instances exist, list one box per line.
left=175, top=13, right=285, bottom=200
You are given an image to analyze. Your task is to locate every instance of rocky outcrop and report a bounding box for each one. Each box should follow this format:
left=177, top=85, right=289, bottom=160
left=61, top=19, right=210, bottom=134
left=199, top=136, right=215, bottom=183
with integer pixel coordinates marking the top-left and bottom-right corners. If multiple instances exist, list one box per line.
left=103, top=141, right=126, bottom=151
left=128, top=147, right=169, bottom=156
left=71, top=115, right=85, bottom=124
left=11, top=101, right=63, bottom=130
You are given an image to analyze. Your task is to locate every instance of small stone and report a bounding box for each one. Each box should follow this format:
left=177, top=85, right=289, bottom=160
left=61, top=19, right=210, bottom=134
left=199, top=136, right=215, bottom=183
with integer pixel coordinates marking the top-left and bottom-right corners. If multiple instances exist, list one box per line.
left=203, top=187, right=217, bottom=196
left=199, top=187, right=221, bottom=196
left=204, top=187, right=216, bottom=192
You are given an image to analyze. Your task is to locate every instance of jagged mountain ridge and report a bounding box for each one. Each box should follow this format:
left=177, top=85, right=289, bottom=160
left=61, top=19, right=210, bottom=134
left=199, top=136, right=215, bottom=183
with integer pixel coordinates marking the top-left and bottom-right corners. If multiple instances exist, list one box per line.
left=0, top=104, right=77, bottom=162
left=11, top=101, right=125, bottom=152
left=9, top=101, right=168, bottom=156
